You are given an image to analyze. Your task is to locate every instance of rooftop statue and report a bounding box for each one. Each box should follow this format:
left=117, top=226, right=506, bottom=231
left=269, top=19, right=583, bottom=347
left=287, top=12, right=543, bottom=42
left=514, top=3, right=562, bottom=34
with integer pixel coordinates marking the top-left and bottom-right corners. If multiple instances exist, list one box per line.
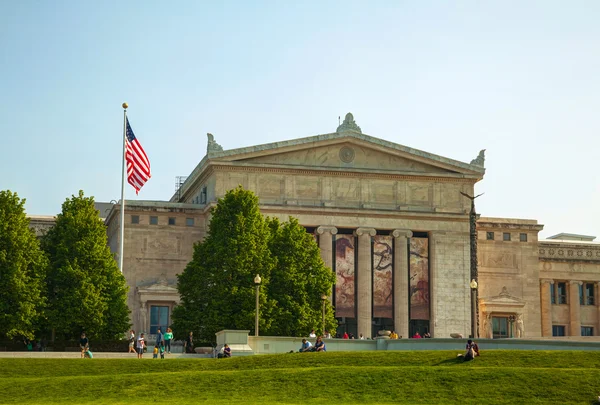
left=470, top=149, right=485, bottom=167
left=336, top=112, right=362, bottom=134
left=207, top=133, right=223, bottom=154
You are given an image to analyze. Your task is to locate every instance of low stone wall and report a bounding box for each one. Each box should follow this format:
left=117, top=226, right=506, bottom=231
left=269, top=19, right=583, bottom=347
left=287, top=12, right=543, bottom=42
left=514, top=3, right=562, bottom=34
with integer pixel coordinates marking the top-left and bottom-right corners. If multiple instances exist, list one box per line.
left=246, top=335, right=600, bottom=354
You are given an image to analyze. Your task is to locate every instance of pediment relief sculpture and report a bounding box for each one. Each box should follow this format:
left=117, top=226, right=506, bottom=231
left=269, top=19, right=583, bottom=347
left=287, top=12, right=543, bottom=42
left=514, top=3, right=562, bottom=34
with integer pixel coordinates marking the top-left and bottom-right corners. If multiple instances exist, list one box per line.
left=480, top=286, right=526, bottom=306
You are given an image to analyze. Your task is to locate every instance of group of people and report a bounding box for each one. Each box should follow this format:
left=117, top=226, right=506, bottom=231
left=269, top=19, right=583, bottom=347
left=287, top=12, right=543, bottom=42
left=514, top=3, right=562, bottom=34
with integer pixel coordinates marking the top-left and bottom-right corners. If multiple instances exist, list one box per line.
left=411, top=332, right=432, bottom=339
left=128, top=327, right=174, bottom=359
left=299, top=336, right=326, bottom=352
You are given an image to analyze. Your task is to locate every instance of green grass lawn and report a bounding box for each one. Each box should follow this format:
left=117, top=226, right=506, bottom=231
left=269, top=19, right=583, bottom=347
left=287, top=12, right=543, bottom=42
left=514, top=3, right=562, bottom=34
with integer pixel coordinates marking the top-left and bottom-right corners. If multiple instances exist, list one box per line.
left=1, top=351, right=600, bottom=404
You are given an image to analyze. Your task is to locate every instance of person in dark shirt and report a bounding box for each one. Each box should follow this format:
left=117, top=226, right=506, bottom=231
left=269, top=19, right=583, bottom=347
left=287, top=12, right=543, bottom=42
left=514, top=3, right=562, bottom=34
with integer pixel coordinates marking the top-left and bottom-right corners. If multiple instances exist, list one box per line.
left=223, top=344, right=231, bottom=358
left=185, top=332, right=194, bottom=353
left=79, top=333, right=89, bottom=359
left=314, top=336, right=326, bottom=352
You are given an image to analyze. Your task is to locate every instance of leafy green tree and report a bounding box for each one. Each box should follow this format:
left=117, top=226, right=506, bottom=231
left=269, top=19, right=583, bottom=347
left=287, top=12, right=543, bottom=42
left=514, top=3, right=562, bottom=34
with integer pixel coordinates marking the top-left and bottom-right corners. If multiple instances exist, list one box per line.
left=173, top=186, right=337, bottom=342
left=0, top=191, right=47, bottom=339
left=173, top=186, right=275, bottom=342
left=42, top=191, right=130, bottom=340
left=267, top=217, right=336, bottom=336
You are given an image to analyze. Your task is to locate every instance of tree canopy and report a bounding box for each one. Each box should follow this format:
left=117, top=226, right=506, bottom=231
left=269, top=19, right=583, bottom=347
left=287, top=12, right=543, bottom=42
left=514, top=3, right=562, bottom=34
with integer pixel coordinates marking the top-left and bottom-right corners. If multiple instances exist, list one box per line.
left=173, top=186, right=336, bottom=342
left=0, top=190, right=47, bottom=339
left=42, top=191, right=130, bottom=340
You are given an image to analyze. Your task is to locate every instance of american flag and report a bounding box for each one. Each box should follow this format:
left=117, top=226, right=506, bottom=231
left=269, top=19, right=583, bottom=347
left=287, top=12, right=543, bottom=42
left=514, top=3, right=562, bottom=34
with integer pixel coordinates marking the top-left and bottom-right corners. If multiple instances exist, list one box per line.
left=125, top=118, right=151, bottom=194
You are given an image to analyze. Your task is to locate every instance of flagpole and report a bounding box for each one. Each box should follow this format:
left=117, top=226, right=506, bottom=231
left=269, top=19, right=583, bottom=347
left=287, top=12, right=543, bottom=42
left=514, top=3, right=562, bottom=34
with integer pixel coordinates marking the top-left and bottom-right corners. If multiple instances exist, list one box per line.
left=119, top=102, right=128, bottom=273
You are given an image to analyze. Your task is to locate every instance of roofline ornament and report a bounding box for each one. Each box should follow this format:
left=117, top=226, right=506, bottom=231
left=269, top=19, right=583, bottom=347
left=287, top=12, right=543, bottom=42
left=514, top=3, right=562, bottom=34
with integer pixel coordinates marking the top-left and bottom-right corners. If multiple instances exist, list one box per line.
left=207, top=133, right=223, bottom=154
left=470, top=149, right=485, bottom=167
left=336, top=112, right=362, bottom=134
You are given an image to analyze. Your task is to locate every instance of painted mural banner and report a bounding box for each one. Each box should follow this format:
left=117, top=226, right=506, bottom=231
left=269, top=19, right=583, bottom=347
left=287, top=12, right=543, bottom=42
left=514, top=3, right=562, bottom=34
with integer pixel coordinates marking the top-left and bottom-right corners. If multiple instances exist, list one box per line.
left=409, top=237, right=430, bottom=320
left=373, top=235, right=393, bottom=318
left=335, top=235, right=355, bottom=318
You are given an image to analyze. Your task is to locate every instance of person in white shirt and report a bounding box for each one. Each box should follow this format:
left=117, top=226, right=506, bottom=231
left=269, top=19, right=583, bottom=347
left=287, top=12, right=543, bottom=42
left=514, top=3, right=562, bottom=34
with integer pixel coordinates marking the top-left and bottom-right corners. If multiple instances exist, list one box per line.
left=309, top=330, right=316, bottom=338
left=359, top=333, right=365, bottom=340
left=136, top=333, right=145, bottom=359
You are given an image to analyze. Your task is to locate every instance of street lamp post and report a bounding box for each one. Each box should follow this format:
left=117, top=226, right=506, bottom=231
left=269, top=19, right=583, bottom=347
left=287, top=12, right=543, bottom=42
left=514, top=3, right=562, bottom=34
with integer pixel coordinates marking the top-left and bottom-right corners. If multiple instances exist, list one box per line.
left=254, top=274, right=261, bottom=337
left=470, top=279, right=478, bottom=338
left=321, top=294, right=328, bottom=335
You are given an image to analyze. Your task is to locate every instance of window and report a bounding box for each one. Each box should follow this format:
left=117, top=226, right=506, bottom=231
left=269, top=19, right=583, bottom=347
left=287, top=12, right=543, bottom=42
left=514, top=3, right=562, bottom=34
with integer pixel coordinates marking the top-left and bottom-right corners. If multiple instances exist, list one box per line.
left=150, top=216, right=158, bottom=225
left=492, top=317, right=509, bottom=339
left=579, top=284, right=584, bottom=305
left=520, top=233, right=527, bottom=242
left=550, top=283, right=556, bottom=304
left=586, top=283, right=595, bottom=305
left=503, top=232, right=511, bottom=241
left=557, top=282, right=567, bottom=304
left=186, top=218, right=194, bottom=227
left=168, top=217, right=176, bottom=225
left=131, top=215, right=139, bottom=224
left=200, top=186, right=207, bottom=204
left=150, top=305, right=169, bottom=335
left=581, top=326, right=594, bottom=336
left=552, top=325, right=565, bottom=336
left=486, top=232, right=494, bottom=240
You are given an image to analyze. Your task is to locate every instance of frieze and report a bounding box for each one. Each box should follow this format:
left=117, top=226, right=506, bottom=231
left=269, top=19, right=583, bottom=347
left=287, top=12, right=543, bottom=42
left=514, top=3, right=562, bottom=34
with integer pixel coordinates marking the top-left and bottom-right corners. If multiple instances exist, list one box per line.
left=211, top=164, right=476, bottom=183
left=539, top=244, right=600, bottom=263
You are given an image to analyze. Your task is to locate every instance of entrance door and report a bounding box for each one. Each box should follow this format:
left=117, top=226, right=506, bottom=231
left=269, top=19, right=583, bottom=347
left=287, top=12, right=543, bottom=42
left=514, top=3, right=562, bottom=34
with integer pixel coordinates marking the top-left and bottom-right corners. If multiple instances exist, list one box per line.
left=492, top=317, right=509, bottom=339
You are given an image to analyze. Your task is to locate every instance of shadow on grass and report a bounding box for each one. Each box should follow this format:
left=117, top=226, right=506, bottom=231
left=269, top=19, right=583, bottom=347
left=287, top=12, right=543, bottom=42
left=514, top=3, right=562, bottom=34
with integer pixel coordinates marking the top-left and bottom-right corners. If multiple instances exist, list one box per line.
left=434, top=357, right=470, bottom=366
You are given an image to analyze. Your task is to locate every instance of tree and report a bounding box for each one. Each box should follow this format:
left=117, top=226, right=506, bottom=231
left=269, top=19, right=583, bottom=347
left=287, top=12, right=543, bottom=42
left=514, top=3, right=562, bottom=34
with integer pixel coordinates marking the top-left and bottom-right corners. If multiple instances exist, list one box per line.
left=172, top=186, right=275, bottom=342
left=42, top=191, right=130, bottom=340
left=173, top=186, right=337, bottom=342
left=267, top=217, right=336, bottom=336
left=0, top=190, right=47, bottom=339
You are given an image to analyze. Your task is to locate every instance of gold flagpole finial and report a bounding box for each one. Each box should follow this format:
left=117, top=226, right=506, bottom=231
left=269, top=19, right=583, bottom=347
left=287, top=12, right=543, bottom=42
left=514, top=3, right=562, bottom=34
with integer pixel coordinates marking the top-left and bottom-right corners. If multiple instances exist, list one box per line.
left=122, top=102, right=128, bottom=109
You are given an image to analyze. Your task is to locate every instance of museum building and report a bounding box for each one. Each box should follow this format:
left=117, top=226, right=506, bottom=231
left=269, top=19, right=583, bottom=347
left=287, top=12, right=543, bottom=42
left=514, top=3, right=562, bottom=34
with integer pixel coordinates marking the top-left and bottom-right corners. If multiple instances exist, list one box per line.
left=101, top=113, right=600, bottom=341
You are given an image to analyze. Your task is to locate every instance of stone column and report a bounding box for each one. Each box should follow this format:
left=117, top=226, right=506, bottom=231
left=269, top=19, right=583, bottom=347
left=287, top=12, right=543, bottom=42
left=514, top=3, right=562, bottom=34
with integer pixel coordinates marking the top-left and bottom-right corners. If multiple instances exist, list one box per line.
left=539, top=279, right=553, bottom=337
left=428, top=232, right=445, bottom=337
left=596, top=282, right=600, bottom=336
left=568, top=280, right=582, bottom=336
left=316, top=226, right=338, bottom=271
left=354, top=227, right=376, bottom=339
left=392, top=229, right=412, bottom=339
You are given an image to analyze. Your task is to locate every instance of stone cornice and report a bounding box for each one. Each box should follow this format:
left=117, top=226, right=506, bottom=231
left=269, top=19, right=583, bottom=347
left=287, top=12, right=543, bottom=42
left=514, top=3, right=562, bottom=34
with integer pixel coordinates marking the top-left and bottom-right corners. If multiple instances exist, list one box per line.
left=210, top=162, right=480, bottom=183
left=538, top=243, right=600, bottom=263
left=476, top=221, right=544, bottom=232
left=259, top=204, right=469, bottom=223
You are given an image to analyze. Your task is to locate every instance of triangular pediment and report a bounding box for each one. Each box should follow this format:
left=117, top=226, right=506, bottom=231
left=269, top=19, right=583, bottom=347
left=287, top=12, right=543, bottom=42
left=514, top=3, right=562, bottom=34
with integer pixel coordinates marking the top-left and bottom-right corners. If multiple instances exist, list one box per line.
left=237, top=142, right=456, bottom=174
left=481, top=287, right=526, bottom=307
left=208, top=132, right=484, bottom=177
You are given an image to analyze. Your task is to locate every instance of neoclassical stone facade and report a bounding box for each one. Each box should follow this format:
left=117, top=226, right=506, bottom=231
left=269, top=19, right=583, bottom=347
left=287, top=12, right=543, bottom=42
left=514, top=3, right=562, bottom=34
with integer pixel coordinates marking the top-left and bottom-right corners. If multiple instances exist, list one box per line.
left=99, top=113, right=599, bottom=340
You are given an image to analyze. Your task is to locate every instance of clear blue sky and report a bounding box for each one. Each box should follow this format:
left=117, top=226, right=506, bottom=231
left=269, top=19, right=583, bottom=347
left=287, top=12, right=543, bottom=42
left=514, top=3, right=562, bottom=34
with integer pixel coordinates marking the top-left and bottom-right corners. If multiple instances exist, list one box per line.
left=1, top=1, right=598, bottom=238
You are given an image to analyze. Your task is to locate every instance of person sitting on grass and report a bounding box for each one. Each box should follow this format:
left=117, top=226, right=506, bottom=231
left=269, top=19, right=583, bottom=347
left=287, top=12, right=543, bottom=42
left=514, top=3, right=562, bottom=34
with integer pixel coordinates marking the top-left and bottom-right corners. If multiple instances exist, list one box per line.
left=223, top=344, right=231, bottom=358
left=299, top=339, right=312, bottom=352
left=313, top=336, right=326, bottom=352
left=457, top=339, right=476, bottom=361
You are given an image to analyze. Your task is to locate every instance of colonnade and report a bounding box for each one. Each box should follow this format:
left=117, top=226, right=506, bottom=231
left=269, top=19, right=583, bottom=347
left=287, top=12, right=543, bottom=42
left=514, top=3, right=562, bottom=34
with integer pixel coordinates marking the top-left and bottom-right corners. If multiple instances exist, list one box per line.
left=316, top=226, right=414, bottom=339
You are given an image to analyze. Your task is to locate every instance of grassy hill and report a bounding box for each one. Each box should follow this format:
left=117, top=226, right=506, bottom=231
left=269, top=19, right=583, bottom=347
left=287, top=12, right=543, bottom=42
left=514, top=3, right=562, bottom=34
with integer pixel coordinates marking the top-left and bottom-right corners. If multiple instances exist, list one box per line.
left=1, top=351, right=599, bottom=404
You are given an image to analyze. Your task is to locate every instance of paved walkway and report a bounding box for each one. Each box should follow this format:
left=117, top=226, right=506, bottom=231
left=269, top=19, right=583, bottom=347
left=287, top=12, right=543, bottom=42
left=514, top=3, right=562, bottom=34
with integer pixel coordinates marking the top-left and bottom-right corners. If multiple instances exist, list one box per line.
left=0, top=352, right=213, bottom=359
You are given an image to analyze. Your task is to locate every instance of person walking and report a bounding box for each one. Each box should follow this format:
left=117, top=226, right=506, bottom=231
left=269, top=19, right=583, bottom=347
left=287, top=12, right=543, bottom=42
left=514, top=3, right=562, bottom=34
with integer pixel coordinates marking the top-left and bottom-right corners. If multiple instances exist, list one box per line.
left=185, top=332, right=194, bottom=354
left=137, top=333, right=146, bottom=359
left=164, top=328, right=173, bottom=354
left=128, top=330, right=136, bottom=354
